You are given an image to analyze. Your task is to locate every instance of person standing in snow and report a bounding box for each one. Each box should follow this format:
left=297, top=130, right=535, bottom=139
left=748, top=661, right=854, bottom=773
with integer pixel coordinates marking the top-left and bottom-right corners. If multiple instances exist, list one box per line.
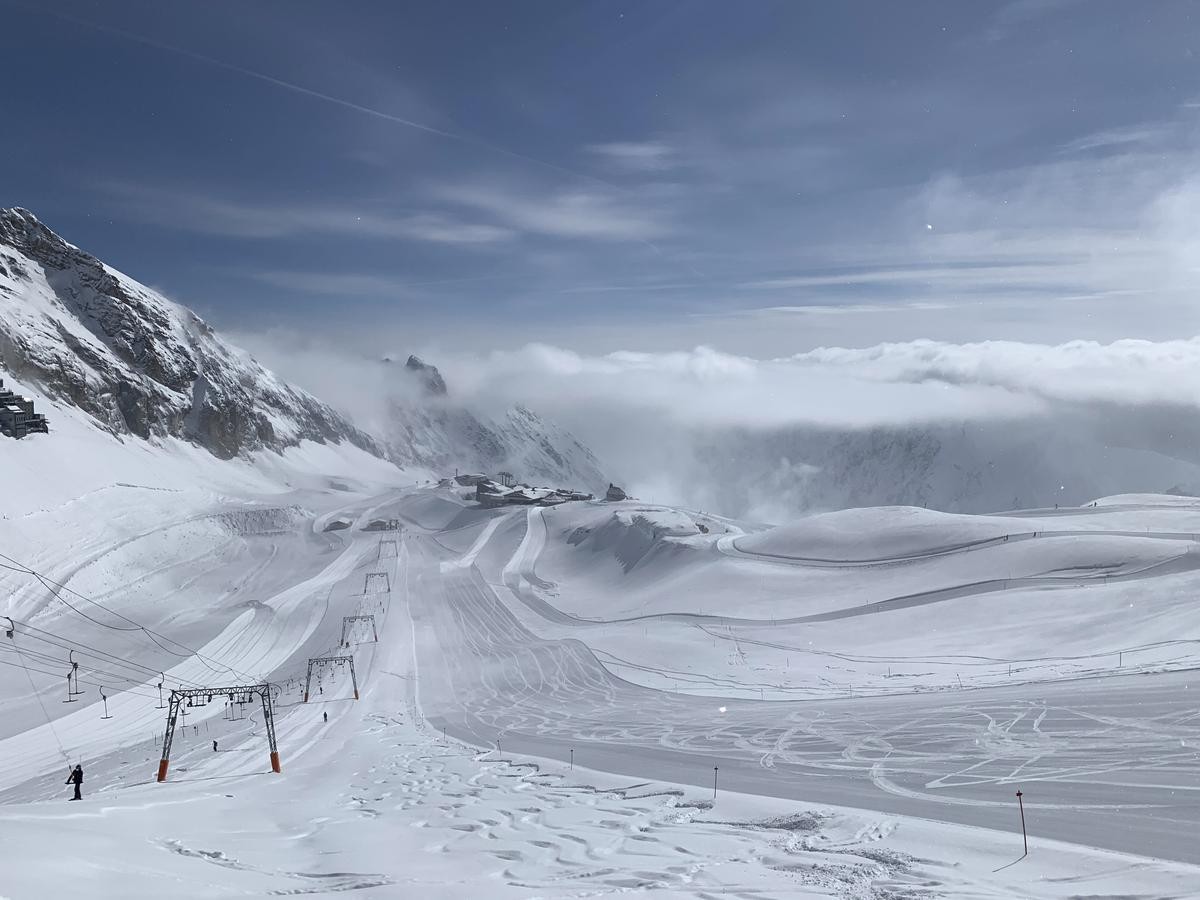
left=212, top=740, right=218, bottom=752
left=65, top=764, right=83, bottom=801
left=323, top=711, right=328, bottom=723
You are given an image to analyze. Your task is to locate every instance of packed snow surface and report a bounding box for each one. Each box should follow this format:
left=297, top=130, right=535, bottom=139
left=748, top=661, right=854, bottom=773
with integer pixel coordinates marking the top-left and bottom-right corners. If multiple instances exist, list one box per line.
left=5, top=413, right=1200, bottom=896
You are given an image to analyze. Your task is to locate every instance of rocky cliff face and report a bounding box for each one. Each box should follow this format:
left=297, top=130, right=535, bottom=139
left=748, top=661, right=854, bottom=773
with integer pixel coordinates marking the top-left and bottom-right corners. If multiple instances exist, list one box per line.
left=0, top=208, right=379, bottom=459
left=383, top=355, right=606, bottom=490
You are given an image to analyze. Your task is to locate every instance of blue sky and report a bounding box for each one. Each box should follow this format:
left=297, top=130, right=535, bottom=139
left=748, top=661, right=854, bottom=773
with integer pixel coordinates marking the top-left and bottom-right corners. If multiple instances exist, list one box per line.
left=5, top=0, right=1200, bottom=355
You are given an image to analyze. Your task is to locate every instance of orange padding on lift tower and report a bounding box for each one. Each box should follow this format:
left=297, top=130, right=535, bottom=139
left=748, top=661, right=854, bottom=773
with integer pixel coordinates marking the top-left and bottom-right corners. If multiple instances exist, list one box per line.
left=270, top=751, right=281, bottom=773
left=156, top=759, right=169, bottom=782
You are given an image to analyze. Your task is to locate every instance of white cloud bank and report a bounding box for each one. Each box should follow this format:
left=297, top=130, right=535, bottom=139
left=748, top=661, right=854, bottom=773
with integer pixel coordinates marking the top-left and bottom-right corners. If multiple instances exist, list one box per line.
left=437, top=337, right=1200, bottom=431
left=242, top=331, right=1200, bottom=520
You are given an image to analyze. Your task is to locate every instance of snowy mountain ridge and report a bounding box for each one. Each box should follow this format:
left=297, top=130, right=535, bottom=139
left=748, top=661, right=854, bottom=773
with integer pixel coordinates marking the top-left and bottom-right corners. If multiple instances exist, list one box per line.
left=0, top=208, right=605, bottom=489
left=0, top=207, right=378, bottom=459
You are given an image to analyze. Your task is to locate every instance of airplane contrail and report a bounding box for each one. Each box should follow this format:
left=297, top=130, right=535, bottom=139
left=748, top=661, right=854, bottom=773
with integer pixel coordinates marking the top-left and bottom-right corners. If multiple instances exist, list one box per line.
left=11, top=2, right=709, bottom=279
left=10, top=2, right=622, bottom=190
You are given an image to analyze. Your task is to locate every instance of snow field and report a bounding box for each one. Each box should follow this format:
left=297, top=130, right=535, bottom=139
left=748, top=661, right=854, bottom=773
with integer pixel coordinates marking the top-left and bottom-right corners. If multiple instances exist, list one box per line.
left=8, top=400, right=1200, bottom=896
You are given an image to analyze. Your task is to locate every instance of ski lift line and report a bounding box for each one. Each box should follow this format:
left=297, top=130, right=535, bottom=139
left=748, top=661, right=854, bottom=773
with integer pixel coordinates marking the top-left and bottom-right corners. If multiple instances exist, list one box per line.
left=0, top=655, right=160, bottom=702
left=0, top=653, right=158, bottom=700
left=3, top=621, right=207, bottom=684
left=0, top=552, right=257, bottom=682
left=26, top=571, right=142, bottom=632
left=7, top=640, right=70, bottom=760
left=3, top=619, right=214, bottom=690
left=9, top=588, right=238, bottom=686
left=0, top=653, right=71, bottom=681
left=0, top=642, right=175, bottom=692
left=0, top=642, right=143, bottom=683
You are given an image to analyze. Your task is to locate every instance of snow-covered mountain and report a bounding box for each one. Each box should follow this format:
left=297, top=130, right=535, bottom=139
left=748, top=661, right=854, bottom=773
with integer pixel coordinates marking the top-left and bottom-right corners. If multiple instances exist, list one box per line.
left=0, top=208, right=606, bottom=489
left=384, top=355, right=605, bottom=490
left=670, top=416, right=1200, bottom=519
left=0, top=207, right=379, bottom=459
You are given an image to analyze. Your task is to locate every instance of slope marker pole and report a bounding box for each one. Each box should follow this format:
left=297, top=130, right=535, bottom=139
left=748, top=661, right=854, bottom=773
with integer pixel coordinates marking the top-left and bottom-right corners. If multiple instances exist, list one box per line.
left=1016, top=789, right=1028, bottom=857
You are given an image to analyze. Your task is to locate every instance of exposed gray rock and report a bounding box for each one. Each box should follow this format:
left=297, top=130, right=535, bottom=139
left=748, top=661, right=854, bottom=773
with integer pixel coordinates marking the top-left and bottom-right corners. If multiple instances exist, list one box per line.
left=403, top=354, right=447, bottom=396
left=382, top=359, right=605, bottom=491
left=0, top=207, right=380, bottom=459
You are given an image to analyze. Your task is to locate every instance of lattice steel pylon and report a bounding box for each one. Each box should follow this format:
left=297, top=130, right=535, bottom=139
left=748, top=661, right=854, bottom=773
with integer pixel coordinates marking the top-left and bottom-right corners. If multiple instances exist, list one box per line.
left=363, top=571, right=390, bottom=595
left=378, top=539, right=398, bottom=560
left=157, top=684, right=279, bottom=782
left=304, top=655, right=358, bottom=703
left=341, top=614, right=378, bottom=647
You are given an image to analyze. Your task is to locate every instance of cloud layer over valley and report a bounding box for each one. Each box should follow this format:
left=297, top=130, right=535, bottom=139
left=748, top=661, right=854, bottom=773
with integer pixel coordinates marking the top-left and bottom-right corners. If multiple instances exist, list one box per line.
left=240, top=333, right=1200, bottom=521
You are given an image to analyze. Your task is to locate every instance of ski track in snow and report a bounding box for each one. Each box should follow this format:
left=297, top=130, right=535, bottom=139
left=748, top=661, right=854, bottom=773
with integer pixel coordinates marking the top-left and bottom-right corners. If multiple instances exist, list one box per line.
left=4, top=487, right=1200, bottom=896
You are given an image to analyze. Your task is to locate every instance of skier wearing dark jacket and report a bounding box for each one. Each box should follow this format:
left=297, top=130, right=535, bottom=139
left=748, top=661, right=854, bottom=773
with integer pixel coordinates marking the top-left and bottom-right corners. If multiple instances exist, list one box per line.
left=66, top=764, right=83, bottom=801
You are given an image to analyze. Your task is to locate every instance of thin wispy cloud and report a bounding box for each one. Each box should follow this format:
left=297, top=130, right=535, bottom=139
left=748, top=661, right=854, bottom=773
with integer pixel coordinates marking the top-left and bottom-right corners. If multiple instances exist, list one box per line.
left=745, top=264, right=1076, bottom=291
left=247, top=269, right=519, bottom=298
left=586, top=141, right=677, bottom=172
left=10, top=1, right=1200, bottom=354
left=438, top=183, right=673, bottom=241
left=248, top=271, right=412, bottom=298
left=746, top=302, right=955, bottom=316
left=95, top=181, right=513, bottom=244
left=1058, top=124, right=1172, bottom=155
left=987, top=0, right=1092, bottom=38
left=16, top=1, right=625, bottom=192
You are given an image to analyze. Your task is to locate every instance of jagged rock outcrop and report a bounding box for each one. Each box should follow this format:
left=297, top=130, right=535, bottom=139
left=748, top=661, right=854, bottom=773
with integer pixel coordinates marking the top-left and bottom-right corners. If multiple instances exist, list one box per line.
left=404, top=354, right=447, bottom=396
left=0, top=208, right=379, bottom=459
left=382, top=355, right=605, bottom=490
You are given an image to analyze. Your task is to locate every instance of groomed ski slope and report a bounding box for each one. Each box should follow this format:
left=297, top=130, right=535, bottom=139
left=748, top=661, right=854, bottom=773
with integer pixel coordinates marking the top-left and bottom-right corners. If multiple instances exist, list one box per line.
left=5, top=436, right=1200, bottom=896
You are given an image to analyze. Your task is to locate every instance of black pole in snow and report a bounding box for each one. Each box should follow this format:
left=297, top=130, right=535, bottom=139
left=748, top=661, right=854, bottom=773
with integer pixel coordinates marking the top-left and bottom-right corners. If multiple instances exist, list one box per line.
left=1016, top=790, right=1028, bottom=856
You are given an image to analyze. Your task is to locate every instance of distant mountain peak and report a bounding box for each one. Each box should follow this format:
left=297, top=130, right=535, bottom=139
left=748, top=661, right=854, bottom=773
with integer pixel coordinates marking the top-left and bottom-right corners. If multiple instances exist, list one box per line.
left=403, top=354, right=448, bottom=397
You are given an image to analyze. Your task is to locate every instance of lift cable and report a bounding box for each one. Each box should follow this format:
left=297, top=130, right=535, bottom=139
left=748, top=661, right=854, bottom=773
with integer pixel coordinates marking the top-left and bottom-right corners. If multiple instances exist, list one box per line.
left=0, top=551, right=258, bottom=682
left=2, top=619, right=213, bottom=689
left=3, top=645, right=71, bottom=761
left=0, top=652, right=160, bottom=700
left=0, top=651, right=160, bottom=702
left=19, top=570, right=246, bottom=681
left=0, top=642, right=170, bottom=692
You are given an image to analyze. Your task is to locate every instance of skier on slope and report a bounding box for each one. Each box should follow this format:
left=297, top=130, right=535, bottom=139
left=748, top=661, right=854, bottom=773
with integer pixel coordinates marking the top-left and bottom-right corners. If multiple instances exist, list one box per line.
left=323, top=711, right=328, bottom=724
left=65, top=764, right=83, bottom=801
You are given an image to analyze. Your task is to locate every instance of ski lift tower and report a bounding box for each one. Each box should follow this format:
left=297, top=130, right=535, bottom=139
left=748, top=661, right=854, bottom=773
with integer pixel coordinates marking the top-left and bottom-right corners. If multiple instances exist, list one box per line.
left=156, top=683, right=279, bottom=782
left=341, top=614, right=378, bottom=647
left=304, top=655, right=359, bottom=702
